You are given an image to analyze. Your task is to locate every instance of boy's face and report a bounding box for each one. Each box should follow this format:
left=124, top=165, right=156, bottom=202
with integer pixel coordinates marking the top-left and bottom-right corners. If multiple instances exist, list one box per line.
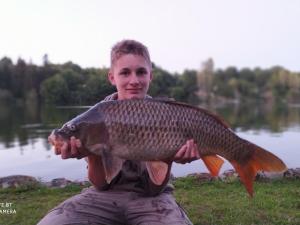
left=108, top=54, right=153, bottom=100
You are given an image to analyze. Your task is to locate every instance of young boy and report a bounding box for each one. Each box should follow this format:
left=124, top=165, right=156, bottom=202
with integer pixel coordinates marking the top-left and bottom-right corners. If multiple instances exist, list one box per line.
left=38, top=40, right=200, bottom=225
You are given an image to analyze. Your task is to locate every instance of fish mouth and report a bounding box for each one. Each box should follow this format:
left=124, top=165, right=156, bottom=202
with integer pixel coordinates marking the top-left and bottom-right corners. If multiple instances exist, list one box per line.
left=48, top=129, right=69, bottom=149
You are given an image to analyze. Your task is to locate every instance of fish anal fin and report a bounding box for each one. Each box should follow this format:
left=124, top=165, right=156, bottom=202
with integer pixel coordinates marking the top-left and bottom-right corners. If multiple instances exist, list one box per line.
left=146, top=161, right=169, bottom=185
left=202, top=155, right=224, bottom=177
left=100, top=150, right=124, bottom=184
left=231, top=143, right=287, bottom=197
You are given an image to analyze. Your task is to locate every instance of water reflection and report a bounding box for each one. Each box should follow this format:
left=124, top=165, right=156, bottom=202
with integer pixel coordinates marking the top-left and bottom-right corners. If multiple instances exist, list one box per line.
left=0, top=102, right=88, bottom=151
left=214, top=102, right=300, bottom=132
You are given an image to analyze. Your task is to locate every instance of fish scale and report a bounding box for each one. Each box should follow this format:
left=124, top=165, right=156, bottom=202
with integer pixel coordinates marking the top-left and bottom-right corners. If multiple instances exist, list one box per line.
left=102, top=100, right=246, bottom=160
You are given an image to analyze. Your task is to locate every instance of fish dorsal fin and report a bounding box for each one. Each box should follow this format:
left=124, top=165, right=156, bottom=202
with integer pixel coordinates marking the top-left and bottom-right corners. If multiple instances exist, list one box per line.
left=100, top=150, right=124, bottom=184
left=145, top=161, right=169, bottom=185
left=147, top=98, right=230, bottom=129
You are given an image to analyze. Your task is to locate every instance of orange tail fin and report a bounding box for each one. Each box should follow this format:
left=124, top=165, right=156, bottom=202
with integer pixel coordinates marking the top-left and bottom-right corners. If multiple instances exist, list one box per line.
left=230, top=143, right=287, bottom=197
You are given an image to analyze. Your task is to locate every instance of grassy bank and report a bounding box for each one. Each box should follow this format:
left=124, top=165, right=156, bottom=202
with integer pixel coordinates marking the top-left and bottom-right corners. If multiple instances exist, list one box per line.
left=174, top=177, right=300, bottom=225
left=0, top=178, right=299, bottom=225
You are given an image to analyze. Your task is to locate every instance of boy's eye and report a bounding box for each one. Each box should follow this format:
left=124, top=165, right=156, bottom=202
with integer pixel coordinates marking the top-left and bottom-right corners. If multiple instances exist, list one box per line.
left=136, top=69, right=147, bottom=76
left=120, top=70, right=130, bottom=76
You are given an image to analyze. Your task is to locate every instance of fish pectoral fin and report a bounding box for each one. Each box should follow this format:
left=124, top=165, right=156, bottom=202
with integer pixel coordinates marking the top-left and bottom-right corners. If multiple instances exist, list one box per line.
left=100, top=151, right=124, bottom=184
left=88, top=143, right=108, bottom=155
left=146, top=161, right=169, bottom=185
left=202, top=155, right=224, bottom=177
left=230, top=143, right=287, bottom=197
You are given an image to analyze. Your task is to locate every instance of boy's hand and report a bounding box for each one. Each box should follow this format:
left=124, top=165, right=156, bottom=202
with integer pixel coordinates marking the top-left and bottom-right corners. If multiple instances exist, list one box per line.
left=52, top=137, right=90, bottom=159
left=173, top=139, right=200, bottom=164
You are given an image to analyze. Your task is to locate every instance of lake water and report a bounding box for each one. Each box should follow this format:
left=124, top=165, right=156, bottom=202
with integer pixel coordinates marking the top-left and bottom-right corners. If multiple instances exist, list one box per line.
left=0, top=101, right=299, bottom=182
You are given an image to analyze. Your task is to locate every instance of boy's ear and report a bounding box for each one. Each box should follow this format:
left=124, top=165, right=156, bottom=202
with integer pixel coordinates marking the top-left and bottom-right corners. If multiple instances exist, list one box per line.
left=108, top=71, right=115, bottom=85
left=149, top=71, right=153, bottom=81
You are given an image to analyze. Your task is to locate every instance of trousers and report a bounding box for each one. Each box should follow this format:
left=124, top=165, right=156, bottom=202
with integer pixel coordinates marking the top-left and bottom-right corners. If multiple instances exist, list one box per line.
left=37, top=186, right=193, bottom=225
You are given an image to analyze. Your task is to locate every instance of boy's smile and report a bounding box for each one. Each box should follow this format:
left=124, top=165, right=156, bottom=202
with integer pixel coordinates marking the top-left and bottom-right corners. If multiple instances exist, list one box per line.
left=108, top=54, right=153, bottom=100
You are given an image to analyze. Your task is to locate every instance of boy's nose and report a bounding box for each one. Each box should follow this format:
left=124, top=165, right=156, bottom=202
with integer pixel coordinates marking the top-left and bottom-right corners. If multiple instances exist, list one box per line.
left=129, top=74, right=139, bottom=84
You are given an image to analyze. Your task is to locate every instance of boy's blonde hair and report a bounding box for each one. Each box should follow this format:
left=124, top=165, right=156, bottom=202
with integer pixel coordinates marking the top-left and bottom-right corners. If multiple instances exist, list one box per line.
left=110, top=40, right=151, bottom=68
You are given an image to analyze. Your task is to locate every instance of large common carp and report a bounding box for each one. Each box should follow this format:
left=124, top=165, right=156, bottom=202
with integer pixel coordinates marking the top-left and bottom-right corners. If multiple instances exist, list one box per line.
left=49, top=98, right=287, bottom=196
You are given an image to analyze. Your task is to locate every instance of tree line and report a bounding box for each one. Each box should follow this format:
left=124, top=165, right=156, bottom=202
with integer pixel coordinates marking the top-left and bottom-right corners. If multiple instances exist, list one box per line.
left=0, top=56, right=300, bottom=105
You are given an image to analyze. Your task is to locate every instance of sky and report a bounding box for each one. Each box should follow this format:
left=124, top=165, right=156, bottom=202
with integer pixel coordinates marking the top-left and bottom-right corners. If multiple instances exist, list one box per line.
left=1, top=0, right=300, bottom=73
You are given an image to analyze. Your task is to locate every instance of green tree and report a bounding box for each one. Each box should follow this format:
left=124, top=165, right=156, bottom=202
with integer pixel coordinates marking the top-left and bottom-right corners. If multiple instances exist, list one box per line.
left=0, top=57, right=13, bottom=90
left=148, top=67, right=177, bottom=97
left=197, top=58, right=214, bottom=101
left=175, top=69, right=199, bottom=103
left=11, top=58, right=27, bottom=99
left=83, top=70, right=115, bottom=104
left=270, top=67, right=290, bottom=101
left=40, top=74, right=69, bottom=104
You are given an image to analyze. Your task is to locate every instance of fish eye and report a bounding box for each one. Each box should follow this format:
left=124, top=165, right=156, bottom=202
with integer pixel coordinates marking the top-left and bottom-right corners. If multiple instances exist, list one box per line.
left=68, top=124, right=77, bottom=131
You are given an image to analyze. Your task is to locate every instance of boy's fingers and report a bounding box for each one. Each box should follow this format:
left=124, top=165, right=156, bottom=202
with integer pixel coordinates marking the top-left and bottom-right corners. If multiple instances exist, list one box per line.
left=70, top=137, right=88, bottom=159
left=184, top=145, right=192, bottom=159
left=54, top=146, right=61, bottom=155
left=51, top=138, right=85, bottom=159
left=61, top=142, right=70, bottom=159
left=191, top=143, right=200, bottom=158
left=185, top=140, right=194, bottom=160
left=75, top=139, right=82, bottom=148
left=195, top=146, right=200, bottom=158
left=175, top=145, right=187, bottom=159
left=174, top=139, right=200, bottom=164
left=190, top=149, right=197, bottom=158
left=183, top=140, right=200, bottom=163
left=70, top=137, right=78, bottom=155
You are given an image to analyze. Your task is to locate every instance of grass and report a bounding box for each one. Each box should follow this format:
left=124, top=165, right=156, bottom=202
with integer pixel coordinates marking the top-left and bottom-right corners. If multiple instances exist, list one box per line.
left=174, top=177, right=300, bottom=225
left=0, top=184, right=82, bottom=225
left=0, top=178, right=299, bottom=225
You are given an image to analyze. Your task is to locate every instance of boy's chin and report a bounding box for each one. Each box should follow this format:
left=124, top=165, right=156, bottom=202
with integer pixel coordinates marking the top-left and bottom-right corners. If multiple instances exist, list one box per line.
left=126, top=93, right=146, bottom=100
